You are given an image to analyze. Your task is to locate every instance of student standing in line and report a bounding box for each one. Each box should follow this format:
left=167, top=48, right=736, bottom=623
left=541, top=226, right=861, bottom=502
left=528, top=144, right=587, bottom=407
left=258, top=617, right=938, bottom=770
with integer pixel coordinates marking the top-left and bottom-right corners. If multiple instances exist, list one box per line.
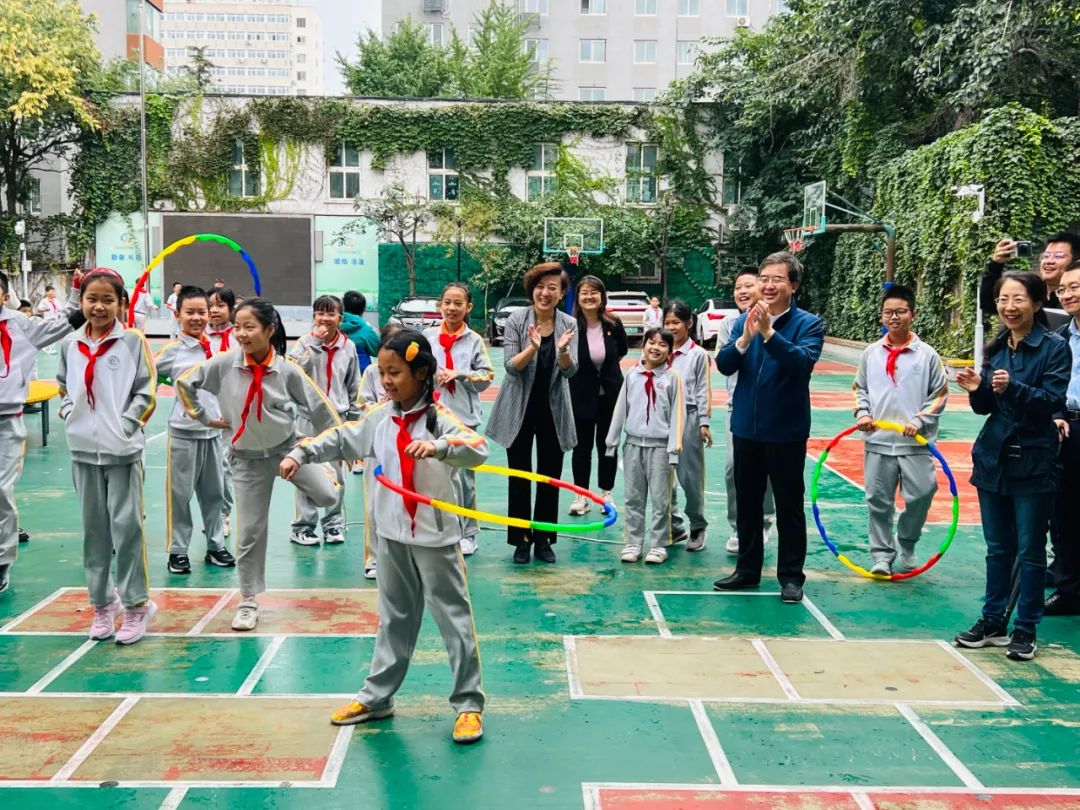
left=166, top=281, right=182, bottom=339
left=206, top=286, right=236, bottom=536
left=643, top=296, right=663, bottom=331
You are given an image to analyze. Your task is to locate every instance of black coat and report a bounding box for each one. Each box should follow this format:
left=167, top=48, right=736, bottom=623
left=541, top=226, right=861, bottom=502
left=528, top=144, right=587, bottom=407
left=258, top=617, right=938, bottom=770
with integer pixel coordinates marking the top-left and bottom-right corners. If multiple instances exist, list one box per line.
left=569, top=316, right=628, bottom=420
left=969, top=324, right=1070, bottom=495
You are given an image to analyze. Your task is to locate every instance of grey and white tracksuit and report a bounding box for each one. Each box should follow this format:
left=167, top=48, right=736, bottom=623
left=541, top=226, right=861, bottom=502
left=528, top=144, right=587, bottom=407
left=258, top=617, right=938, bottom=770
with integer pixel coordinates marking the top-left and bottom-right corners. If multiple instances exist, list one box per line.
left=423, top=324, right=494, bottom=542
left=606, top=363, right=685, bottom=551
left=853, top=335, right=949, bottom=563
left=0, top=302, right=77, bottom=570
left=714, top=316, right=774, bottom=533
left=207, top=325, right=235, bottom=516
left=177, top=349, right=342, bottom=597
left=58, top=321, right=157, bottom=609
left=287, top=332, right=360, bottom=535
left=357, top=364, right=385, bottom=570
left=288, top=399, right=488, bottom=714
left=669, top=340, right=711, bottom=536
left=156, top=335, right=226, bottom=557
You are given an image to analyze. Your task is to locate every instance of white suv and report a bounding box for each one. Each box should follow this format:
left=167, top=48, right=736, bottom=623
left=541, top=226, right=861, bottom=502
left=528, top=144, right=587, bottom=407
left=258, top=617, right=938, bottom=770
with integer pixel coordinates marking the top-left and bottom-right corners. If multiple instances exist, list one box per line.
left=606, top=291, right=650, bottom=342
left=695, top=298, right=740, bottom=349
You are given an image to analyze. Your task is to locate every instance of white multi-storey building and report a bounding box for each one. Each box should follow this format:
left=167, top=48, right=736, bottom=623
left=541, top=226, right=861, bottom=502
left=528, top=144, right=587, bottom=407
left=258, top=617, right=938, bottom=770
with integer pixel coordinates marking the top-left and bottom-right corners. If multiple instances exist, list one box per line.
left=162, top=0, right=324, bottom=96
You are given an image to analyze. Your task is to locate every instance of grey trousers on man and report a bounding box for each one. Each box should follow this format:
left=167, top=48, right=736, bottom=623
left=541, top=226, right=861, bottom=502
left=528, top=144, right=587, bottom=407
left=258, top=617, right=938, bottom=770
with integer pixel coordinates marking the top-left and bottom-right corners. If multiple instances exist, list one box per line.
left=167, top=434, right=226, bottom=555
left=72, top=461, right=150, bottom=609
left=623, top=443, right=675, bottom=551
left=671, top=407, right=707, bottom=536
left=725, top=421, right=774, bottom=533
left=357, top=537, right=485, bottom=714
left=292, top=460, right=346, bottom=534
left=0, top=416, right=26, bottom=568
left=864, top=449, right=937, bottom=564
left=231, top=452, right=339, bottom=597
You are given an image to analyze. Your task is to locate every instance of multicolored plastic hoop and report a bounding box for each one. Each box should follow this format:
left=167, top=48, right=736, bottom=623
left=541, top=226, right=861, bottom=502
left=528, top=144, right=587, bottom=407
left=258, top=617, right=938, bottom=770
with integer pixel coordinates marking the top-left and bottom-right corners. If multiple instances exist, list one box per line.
left=811, top=420, right=959, bottom=581
left=127, top=234, right=262, bottom=327
left=373, top=463, right=618, bottom=533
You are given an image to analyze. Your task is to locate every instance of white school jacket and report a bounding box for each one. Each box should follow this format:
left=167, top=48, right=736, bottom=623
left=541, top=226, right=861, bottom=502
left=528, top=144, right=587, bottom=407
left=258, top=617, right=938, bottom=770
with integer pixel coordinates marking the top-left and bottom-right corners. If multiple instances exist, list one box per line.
left=0, top=307, right=74, bottom=416
left=606, top=363, right=685, bottom=465
left=176, top=349, right=342, bottom=459
left=206, top=324, right=233, bottom=354
left=287, top=331, right=360, bottom=420
left=155, top=334, right=222, bottom=440
left=356, top=363, right=385, bottom=412
left=423, top=324, right=494, bottom=427
left=668, top=339, right=712, bottom=427
left=57, top=321, right=157, bottom=465
left=289, top=399, right=488, bottom=547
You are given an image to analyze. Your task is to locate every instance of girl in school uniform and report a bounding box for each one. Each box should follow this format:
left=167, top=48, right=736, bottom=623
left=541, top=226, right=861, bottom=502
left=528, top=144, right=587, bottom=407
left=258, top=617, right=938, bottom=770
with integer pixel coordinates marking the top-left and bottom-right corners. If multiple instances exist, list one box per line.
left=288, top=295, right=360, bottom=547
left=663, top=300, right=714, bottom=551
left=207, top=287, right=236, bottom=535
left=423, top=282, right=494, bottom=556
left=280, top=329, right=488, bottom=744
left=176, top=297, right=342, bottom=631
left=58, top=269, right=158, bottom=644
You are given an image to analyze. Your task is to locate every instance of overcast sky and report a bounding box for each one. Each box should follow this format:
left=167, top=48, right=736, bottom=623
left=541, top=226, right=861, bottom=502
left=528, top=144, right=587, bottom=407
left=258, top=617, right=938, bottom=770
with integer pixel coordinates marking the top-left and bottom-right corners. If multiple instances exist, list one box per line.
left=306, top=0, right=381, bottom=95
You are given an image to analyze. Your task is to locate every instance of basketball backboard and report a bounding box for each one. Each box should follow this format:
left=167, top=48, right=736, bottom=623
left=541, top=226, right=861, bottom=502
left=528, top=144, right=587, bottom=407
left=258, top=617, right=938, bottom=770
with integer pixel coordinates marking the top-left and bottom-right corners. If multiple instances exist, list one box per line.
left=543, top=217, right=605, bottom=256
left=802, top=181, right=827, bottom=235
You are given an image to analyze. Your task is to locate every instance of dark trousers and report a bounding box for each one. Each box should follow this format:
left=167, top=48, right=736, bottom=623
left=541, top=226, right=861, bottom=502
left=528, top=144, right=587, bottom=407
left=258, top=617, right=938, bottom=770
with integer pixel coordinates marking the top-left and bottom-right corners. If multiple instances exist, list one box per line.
left=1050, top=425, right=1080, bottom=595
left=506, top=411, right=564, bottom=546
left=571, top=394, right=618, bottom=492
left=733, top=436, right=808, bottom=587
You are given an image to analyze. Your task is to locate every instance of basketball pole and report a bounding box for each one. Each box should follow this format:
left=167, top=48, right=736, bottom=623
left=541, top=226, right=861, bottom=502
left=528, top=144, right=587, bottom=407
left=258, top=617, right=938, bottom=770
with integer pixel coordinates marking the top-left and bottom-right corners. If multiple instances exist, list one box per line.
left=817, top=223, right=896, bottom=282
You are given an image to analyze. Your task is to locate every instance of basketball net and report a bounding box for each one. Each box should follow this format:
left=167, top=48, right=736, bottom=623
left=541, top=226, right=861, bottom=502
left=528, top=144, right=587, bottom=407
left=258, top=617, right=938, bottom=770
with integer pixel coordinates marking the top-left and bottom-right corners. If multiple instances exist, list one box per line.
left=783, top=227, right=807, bottom=254
left=567, top=246, right=581, bottom=266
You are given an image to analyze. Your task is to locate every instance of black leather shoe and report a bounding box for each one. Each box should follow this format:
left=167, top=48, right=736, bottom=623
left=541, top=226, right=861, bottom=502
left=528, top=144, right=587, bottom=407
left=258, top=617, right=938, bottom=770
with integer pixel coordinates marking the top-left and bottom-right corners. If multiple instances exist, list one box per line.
left=781, top=582, right=804, bottom=603
left=513, top=542, right=531, bottom=564
left=1044, top=591, right=1080, bottom=616
left=18, top=528, right=28, bottom=543
left=533, top=538, right=556, bottom=563
left=713, top=572, right=760, bottom=591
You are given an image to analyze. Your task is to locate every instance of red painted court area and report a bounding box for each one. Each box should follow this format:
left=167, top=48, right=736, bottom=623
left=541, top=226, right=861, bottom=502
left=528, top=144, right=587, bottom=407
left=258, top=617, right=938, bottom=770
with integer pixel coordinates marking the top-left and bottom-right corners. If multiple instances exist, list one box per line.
left=594, top=787, right=1080, bottom=809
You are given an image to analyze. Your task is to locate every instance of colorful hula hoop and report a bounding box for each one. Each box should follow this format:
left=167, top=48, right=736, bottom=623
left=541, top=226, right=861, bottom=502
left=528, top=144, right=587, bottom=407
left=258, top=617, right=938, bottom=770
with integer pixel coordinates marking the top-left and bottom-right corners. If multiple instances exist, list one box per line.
left=811, top=420, right=959, bottom=581
left=127, top=234, right=262, bottom=327
left=373, top=463, right=618, bottom=533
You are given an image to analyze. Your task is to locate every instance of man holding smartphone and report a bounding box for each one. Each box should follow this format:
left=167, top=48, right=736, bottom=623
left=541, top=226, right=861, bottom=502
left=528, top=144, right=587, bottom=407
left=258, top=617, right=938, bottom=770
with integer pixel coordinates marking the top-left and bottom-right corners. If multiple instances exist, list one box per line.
left=979, top=234, right=1080, bottom=321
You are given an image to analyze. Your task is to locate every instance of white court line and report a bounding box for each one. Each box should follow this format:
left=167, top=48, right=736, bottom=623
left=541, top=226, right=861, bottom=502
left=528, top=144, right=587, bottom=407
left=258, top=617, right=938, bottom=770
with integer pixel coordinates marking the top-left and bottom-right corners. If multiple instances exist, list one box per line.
left=26, top=639, right=97, bottom=694
left=562, top=636, right=584, bottom=699
left=688, top=699, right=738, bottom=785
left=146, top=430, right=169, bottom=443
left=642, top=591, right=672, bottom=638
left=851, top=792, right=874, bottom=810
left=236, top=636, right=286, bottom=696
left=801, top=594, right=846, bottom=640
left=159, top=787, right=189, bottom=810
left=580, top=781, right=1080, bottom=796
left=187, top=588, right=239, bottom=635
left=319, top=724, right=355, bottom=788
left=3, top=691, right=355, bottom=700
left=557, top=692, right=1009, bottom=708
left=52, top=695, right=140, bottom=781
left=896, top=703, right=985, bottom=790
left=580, top=784, right=602, bottom=810
left=0, top=586, right=67, bottom=633
left=647, top=590, right=781, bottom=596
left=6, top=779, right=330, bottom=789
left=936, top=640, right=1021, bottom=706
left=751, top=639, right=801, bottom=700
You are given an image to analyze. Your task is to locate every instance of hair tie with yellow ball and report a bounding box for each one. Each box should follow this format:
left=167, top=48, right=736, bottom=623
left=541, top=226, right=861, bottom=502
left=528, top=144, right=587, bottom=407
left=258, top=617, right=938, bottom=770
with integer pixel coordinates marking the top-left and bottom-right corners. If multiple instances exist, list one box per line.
left=405, top=341, right=420, bottom=362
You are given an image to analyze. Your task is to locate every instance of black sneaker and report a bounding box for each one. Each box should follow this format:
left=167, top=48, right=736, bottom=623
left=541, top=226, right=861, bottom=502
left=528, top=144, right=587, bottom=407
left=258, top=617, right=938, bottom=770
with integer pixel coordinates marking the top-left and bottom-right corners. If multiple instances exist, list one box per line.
left=954, top=618, right=1010, bottom=648
left=205, top=548, right=236, bottom=568
left=1006, top=629, right=1037, bottom=661
left=18, top=528, right=29, bottom=543
left=0, top=563, right=10, bottom=593
left=167, top=554, right=192, bottom=574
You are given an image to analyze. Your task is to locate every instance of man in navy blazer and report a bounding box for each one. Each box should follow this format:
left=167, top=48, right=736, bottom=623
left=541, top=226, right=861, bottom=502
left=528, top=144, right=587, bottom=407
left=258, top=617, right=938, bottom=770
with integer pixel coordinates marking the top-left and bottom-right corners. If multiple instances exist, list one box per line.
left=714, top=252, right=825, bottom=603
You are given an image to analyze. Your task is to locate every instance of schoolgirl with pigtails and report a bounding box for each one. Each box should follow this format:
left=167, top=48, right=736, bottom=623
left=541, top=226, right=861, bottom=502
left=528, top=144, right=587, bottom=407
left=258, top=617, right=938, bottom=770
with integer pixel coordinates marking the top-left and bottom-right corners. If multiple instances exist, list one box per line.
left=281, top=329, right=488, bottom=744
left=176, top=297, right=343, bottom=632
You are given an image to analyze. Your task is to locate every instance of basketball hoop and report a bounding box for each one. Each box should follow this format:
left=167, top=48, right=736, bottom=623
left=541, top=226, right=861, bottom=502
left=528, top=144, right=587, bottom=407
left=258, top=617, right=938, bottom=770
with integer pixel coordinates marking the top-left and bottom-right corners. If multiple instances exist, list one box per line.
left=566, top=246, right=582, bottom=266
left=783, top=227, right=807, bottom=253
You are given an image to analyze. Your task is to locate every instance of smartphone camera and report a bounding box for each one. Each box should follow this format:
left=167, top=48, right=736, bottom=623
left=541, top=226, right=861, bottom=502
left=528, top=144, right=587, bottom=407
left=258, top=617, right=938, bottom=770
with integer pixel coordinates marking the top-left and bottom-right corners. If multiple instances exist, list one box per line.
left=1015, top=241, right=1033, bottom=258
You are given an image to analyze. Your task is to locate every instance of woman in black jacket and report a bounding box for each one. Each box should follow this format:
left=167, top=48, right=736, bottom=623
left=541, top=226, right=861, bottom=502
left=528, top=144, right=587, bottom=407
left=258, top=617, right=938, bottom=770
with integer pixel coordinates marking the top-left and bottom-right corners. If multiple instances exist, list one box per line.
left=567, top=275, right=628, bottom=514
left=955, top=271, right=1070, bottom=661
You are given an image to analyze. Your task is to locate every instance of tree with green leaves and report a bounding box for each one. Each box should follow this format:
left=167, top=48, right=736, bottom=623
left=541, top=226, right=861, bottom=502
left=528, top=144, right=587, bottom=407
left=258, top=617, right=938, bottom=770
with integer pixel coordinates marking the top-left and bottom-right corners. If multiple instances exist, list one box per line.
left=183, top=46, right=217, bottom=94
left=351, top=184, right=432, bottom=296
left=337, top=18, right=450, bottom=98
left=452, top=1, right=550, bottom=99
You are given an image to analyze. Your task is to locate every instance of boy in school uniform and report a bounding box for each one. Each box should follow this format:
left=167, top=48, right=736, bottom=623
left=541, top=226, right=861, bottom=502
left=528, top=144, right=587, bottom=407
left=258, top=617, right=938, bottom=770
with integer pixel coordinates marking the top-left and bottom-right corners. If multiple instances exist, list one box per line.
left=606, top=327, right=685, bottom=565
left=853, top=284, right=949, bottom=575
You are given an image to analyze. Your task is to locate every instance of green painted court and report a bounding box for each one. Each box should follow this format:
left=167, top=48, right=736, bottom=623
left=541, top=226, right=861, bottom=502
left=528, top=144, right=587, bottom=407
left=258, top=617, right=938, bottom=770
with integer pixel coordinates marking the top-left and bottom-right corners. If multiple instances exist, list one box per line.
left=2, top=344, right=1080, bottom=809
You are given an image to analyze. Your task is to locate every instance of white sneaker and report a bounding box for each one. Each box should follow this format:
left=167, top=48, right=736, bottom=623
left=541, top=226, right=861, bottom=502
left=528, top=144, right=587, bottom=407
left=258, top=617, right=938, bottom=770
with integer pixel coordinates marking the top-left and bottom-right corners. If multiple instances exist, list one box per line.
left=363, top=563, right=377, bottom=581
left=221, top=513, right=231, bottom=537
left=231, top=599, right=259, bottom=631
left=645, top=546, right=669, bottom=564
left=870, top=560, right=892, bottom=576
left=352, top=461, right=364, bottom=475
left=290, top=528, right=320, bottom=546
left=461, top=536, right=477, bottom=556
left=324, top=527, right=345, bottom=545
left=601, top=490, right=613, bottom=503
left=725, top=534, right=740, bottom=554
left=688, top=528, right=707, bottom=552
left=897, top=540, right=918, bottom=571
left=620, top=544, right=642, bottom=563
left=568, top=495, right=591, bottom=515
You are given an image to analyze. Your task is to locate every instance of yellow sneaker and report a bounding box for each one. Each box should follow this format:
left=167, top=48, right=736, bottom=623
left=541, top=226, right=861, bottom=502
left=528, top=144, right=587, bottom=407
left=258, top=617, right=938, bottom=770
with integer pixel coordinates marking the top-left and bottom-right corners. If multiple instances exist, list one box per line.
left=452, top=711, right=483, bottom=744
left=330, top=701, right=394, bottom=726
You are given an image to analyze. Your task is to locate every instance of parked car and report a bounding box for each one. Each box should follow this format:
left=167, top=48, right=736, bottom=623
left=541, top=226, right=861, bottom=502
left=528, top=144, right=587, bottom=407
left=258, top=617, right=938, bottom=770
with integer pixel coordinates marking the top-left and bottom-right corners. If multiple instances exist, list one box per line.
left=695, top=298, right=740, bottom=349
left=387, top=296, right=444, bottom=331
left=487, top=296, right=530, bottom=345
left=606, top=290, right=650, bottom=342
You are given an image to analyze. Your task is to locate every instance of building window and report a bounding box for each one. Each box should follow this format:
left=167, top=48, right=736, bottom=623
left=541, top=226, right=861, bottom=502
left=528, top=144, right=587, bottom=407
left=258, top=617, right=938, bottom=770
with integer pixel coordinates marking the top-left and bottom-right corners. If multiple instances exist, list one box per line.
left=328, top=143, right=361, bottom=200
left=297, top=35, right=306, bottom=44
left=679, top=0, right=701, bottom=15
left=519, top=0, right=549, bottom=13
left=24, top=177, right=42, bottom=215
left=296, top=71, right=306, bottom=81
left=723, top=175, right=741, bottom=206
left=633, top=87, right=657, bottom=102
left=626, top=142, right=658, bottom=204
left=623, top=259, right=660, bottom=284
left=579, top=39, right=606, bottom=63
left=676, top=40, right=698, bottom=65
left=526, top=38, right=548, bottom=63
left=579, top=86, right=606, bottom=101
left=726, top=0, right=749, bottom=14
left=581, top=0, right=607, bottom=13
left=633, top=40, right=657, bottom=64
left=228, top=140, right=260, bottom=198
left=425, top=23, right=443, bottom=47
left=527, top=143, right=558, bottom=201
left=428, top=149, right=459, bottom=202
left=635, top=0, right=657, bottom=13
left=297, top=53, right=306, bottom=64
left=296, top=17, right=306, bottom=27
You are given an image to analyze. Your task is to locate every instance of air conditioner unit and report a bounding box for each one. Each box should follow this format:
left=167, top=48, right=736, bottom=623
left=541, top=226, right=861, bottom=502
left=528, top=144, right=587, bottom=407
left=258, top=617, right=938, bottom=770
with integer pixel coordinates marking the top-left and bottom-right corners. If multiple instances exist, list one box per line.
left=423, top=0, right=445, bottom=12
left=735, top=15, right=750, bottom=27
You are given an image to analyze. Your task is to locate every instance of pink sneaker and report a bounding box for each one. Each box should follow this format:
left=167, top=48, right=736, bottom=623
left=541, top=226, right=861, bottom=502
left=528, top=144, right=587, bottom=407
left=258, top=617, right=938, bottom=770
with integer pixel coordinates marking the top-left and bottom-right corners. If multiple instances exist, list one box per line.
left=88, top=593, right=123, bottom=640
left=115, top=600, right=157, bottom=645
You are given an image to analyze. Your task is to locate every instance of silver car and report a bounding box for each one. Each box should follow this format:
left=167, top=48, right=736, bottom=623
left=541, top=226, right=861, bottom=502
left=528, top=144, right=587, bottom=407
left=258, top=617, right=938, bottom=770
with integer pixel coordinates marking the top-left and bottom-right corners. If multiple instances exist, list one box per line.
left=387, top=297, right=444, bottom=330
left=487, top=296, right=530, bottom=345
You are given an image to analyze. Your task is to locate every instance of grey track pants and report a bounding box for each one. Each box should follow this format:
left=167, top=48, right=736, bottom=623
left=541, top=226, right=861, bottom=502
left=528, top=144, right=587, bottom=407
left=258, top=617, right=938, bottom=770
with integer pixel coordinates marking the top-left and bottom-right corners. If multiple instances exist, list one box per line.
left=363, top=462, right=378, bottom=570
left=72, top=460, right=149, bottom=609
left=453, top=466, right=478, bottom=540
left=231, top=452, right=339, bottom=597
left=622, top=443, right=675, bottom=551
left=0, top=416, right=26, bottom=567
left=357, top=537, right=484, bottom=714
left=293, top=460, right=346, bottom=534
left=671, top=408, right=707, bottom=534
left=167, top=433, right=226, bottom=556
left=864, top=449, right=937, bottom=563
left=220, top=435, right=234, bottom=516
